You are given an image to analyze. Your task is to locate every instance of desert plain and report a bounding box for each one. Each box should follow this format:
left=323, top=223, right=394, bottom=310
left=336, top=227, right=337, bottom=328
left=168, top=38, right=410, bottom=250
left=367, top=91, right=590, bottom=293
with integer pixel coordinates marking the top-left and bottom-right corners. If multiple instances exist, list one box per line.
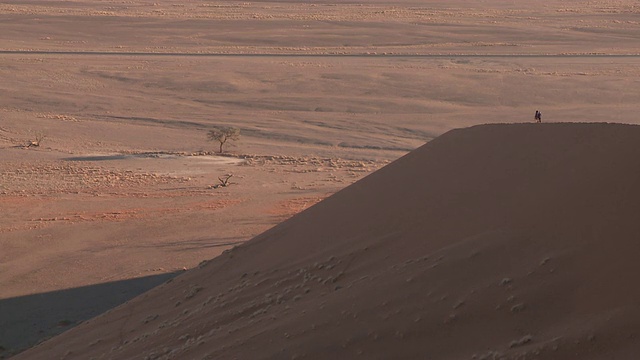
left=1, top=0, right=640, bottom=358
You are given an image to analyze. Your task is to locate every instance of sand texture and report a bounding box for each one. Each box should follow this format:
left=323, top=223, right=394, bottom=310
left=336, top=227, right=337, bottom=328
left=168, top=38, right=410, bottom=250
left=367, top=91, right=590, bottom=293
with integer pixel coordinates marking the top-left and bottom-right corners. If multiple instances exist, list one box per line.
left=2, top=0, right=640, bottom=358
left=13, top=123, right=640, bottom=359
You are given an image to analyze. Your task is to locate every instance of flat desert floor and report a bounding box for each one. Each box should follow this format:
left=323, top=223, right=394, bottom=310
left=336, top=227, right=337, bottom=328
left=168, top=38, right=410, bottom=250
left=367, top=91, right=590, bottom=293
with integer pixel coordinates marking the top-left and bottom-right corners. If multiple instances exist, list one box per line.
left=1, top=0, right=640, bottom=356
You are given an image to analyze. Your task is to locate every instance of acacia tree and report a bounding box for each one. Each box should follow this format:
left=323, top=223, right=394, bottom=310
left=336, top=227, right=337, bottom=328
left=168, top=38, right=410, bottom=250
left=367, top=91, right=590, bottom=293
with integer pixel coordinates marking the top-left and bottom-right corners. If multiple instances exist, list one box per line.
left=207, top=127, right=240, bottom=153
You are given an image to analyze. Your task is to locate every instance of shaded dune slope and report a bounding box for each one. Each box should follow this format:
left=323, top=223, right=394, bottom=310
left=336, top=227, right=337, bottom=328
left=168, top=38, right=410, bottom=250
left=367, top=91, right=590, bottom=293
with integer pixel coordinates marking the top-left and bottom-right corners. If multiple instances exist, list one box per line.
left=17, top=123, right=640, bottom=359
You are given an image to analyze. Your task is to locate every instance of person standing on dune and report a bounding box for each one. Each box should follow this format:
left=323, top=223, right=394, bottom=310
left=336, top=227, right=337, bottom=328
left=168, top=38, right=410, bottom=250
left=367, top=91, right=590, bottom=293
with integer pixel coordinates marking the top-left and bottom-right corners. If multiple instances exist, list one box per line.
left=535, top=110, right=542, bottom=123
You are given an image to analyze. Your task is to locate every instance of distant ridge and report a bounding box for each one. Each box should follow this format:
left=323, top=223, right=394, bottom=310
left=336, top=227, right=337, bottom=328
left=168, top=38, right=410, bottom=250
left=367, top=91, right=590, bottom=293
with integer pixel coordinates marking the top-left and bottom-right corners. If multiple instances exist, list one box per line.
left=16, top=123, right=640, bottom=360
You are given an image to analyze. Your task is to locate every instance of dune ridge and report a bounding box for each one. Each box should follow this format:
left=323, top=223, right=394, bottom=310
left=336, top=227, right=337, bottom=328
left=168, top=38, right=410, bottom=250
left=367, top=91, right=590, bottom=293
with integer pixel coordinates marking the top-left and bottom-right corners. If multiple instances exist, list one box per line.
left=14, top=123, right=640, bottom=359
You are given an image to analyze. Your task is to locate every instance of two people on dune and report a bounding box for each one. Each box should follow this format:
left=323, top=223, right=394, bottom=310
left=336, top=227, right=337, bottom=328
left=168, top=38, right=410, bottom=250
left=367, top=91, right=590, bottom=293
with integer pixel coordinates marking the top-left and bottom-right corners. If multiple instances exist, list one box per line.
left=534, top=110, right=542, bottom=123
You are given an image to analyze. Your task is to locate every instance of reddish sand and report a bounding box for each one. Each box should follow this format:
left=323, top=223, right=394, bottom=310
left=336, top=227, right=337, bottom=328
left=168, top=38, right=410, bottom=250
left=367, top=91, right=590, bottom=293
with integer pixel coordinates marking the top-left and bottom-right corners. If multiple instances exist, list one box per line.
left=14, top=123, right=640, bottom=359
left=3, top=0, right=640, bottom=358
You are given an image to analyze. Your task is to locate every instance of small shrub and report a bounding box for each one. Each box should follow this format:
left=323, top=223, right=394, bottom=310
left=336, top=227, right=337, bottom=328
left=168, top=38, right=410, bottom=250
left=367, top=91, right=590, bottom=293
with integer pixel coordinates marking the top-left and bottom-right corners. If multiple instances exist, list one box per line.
left=27, top=132, right=46, bottom=148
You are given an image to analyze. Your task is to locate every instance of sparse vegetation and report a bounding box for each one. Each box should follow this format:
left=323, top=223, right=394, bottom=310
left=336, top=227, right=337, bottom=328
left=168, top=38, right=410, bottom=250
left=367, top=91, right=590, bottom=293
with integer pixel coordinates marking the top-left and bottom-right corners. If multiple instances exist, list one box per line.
left=207, top=127, right=240, bottom=153
left=210, top=174, right=233, bottom=189
left=26, top=132, right=46, bottom=148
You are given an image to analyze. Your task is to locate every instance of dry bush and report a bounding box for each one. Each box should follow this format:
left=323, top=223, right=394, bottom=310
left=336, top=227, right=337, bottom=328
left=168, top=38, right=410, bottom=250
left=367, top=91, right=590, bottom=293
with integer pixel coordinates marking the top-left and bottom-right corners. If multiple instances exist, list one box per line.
left=27, top=132, right=46, bottom=148
left=210, top=174, right=233, bottom=189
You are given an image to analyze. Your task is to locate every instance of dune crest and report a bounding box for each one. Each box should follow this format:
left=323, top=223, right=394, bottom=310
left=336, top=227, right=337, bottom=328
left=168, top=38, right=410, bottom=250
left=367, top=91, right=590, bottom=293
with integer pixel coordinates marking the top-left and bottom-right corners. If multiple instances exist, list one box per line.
left=15, top=123, right=640, bottom=359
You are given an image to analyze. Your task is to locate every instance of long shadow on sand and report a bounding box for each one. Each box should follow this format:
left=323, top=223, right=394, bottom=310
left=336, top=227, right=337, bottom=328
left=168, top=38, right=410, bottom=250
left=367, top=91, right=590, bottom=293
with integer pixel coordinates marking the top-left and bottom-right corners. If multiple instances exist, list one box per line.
left=132, top=237, right=245, bottom=252
left=0, top=271, right=182, bottom=358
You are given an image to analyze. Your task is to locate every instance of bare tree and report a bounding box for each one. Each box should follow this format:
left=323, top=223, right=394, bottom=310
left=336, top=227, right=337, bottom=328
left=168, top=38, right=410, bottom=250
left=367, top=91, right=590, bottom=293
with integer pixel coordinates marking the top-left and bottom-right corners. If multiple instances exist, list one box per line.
left=207, top=127, right=240, bottom=153
left=27, top=132, right=46, bottom=148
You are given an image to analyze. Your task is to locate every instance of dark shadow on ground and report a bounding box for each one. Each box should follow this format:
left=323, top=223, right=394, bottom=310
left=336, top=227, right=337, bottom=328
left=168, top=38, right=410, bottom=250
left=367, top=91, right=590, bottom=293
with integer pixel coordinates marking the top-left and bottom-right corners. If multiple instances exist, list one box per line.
left=0, top=271, right=182, bottom=358
left=131, top=236, right=245, bottom=252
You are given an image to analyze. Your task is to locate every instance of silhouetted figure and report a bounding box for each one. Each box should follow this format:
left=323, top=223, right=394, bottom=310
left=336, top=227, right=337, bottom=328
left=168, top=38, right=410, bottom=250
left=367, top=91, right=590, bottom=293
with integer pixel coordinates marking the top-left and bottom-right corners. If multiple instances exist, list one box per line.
left=535, top=110, right=542, bottom=123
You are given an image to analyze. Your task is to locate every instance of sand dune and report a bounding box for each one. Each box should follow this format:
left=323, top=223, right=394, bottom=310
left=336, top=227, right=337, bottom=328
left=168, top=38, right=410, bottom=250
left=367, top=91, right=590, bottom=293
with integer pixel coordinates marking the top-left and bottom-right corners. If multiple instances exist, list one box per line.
left=14, top=123, right=640, bottom=359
